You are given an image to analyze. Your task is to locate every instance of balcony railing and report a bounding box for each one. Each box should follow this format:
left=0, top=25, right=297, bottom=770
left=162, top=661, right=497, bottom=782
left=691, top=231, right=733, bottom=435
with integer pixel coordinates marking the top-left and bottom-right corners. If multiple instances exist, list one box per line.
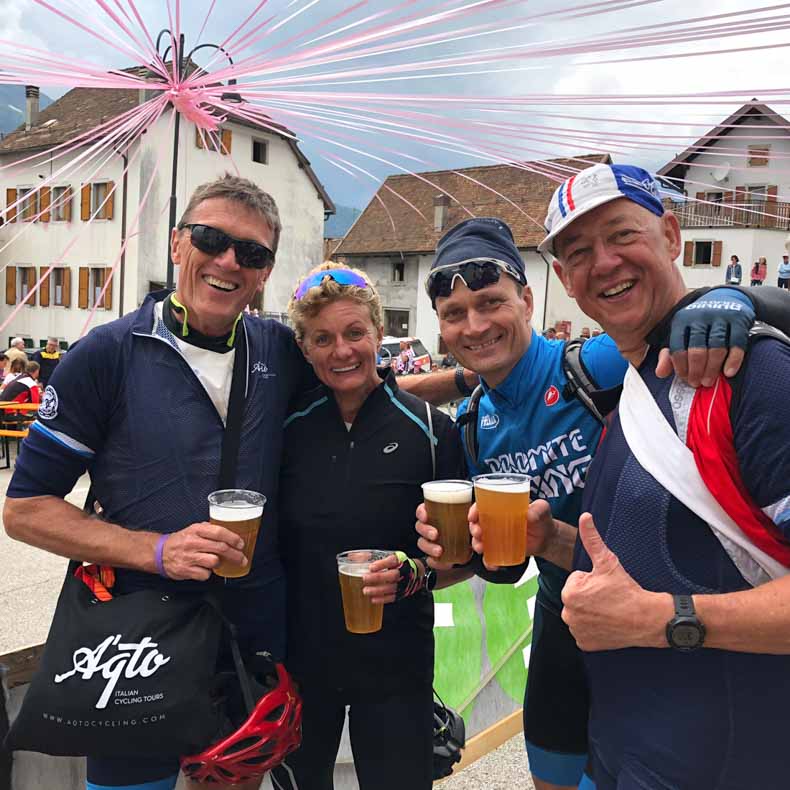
left=664, top=198, right=790, bottom=231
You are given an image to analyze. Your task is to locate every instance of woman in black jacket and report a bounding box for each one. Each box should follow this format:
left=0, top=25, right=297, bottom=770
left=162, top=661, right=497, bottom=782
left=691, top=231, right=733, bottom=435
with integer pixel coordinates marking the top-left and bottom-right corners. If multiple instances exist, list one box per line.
left=271, top=263, right=469, bottom=790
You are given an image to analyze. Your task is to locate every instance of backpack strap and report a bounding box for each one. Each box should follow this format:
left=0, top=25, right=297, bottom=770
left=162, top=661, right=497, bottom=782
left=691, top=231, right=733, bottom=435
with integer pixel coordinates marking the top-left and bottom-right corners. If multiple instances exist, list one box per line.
left=458, top=384, right=484, bottom=465
left=729, top=322, right=790, bottom=421
left=562, top=338, right=604, bottom=425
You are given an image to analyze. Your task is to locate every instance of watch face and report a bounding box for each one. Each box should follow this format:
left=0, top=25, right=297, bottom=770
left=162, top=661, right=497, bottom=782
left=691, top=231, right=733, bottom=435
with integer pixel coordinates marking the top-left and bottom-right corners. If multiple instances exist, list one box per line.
left=672, top=623, right=702, bottom=649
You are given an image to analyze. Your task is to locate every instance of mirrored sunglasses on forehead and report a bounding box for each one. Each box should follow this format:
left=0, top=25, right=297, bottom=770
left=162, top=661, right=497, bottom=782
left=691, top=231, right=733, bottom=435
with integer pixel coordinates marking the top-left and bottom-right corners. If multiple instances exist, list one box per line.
left=293, top=269, right=369, bottom=300
left=425, top=258, right=527, bottom=301
left=180, top=223, right=275, bottom=270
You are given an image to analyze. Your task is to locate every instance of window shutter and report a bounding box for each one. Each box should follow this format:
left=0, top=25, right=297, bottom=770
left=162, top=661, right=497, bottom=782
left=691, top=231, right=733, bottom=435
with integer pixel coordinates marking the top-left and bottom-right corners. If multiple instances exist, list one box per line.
left=712, top=241, right=723, bottom=267
left=62, top=267, right=72, bottom=308
left=221, top=128, right=232, bottom=155
left=104, top=269, right=113, bottom=310
left=767, top=185, right=778, bottom=202
left=104, top=182, right=115, bottom=220
left=64, top=187, right=73, bottom=222
left=78, top=267, right=89, bottom=308
left=40, top=187, right=51, bottom=222
left=195, top=127, right=205, bottom=149
left=5, top=266, right=16, bottom=305
left=683, top=241, right=693, bottom=267
left=39, top=267, right=50, bottom=307
left=25, top=268, right=36, bottom=306
left=695, top=192, right=705, bottom=201
left=6, top=188, right=17, bottom=223
left=81, top=185, right=91, bottom=221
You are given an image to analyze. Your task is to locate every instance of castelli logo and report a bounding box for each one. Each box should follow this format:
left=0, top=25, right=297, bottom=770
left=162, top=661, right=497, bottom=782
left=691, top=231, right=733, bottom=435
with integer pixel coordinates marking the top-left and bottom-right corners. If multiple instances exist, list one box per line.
left=54, top=635, right=171, bottom=709
left=544, top=386, right=560, bottom=407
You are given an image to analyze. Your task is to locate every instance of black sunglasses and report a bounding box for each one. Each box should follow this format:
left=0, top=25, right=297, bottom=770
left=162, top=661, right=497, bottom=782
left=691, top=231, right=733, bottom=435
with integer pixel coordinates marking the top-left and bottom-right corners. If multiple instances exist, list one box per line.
left=425, top=258, right=526, bottom=302
left=180, top=223, right=275, bottom=270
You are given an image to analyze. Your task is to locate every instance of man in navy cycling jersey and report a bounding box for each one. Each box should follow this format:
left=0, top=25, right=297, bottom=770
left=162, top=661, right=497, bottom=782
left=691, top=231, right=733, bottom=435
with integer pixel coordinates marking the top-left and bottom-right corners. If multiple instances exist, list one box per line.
left=413, top=203, right=789, bottom=790
left=3, top=175, right=312, bottom=790
left=485, top=162, right=790, bottom=790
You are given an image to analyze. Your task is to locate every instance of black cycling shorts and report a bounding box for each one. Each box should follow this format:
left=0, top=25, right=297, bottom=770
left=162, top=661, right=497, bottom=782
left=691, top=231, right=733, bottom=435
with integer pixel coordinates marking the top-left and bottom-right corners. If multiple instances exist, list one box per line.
left=523, top=596, right=590, bottom=756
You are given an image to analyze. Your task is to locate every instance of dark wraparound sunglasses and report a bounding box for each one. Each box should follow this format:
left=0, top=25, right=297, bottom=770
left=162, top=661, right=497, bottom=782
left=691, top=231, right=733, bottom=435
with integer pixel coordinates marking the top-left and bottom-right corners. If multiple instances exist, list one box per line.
left=180, top=223, right=275, bottom=270
left=425, top=258, right=526, bottom=302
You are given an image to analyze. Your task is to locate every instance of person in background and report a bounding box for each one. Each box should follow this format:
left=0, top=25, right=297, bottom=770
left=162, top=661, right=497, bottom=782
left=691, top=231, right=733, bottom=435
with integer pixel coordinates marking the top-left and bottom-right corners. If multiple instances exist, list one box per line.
left=543, top=327, right=557, bottom=340
left=32, top=337, right=62, bottom=388
left=580, top=327, right=591, bottom=340
left=4, top=338, right=27, bottom=367
left=726, top=254, right=742, bottom=285
left=3, top=358, right=25, bottom=387
left=591, top=329, right=602, bottom=337
left=778, top=254, right=790, bottom=289
left=440, top=351, right=457, bottom=368
left=0, top=353, right=7, bottom=382
left=0, top=361, right=40, bottom=407
left=751, top=257, right=768, bottom=286
left=555, top=330, right=568, bottom=340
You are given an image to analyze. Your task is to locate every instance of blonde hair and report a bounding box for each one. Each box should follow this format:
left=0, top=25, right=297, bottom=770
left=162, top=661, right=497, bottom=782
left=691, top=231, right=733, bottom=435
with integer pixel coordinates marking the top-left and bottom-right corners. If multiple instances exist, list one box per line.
left=288, top=262, right=383, bottom=341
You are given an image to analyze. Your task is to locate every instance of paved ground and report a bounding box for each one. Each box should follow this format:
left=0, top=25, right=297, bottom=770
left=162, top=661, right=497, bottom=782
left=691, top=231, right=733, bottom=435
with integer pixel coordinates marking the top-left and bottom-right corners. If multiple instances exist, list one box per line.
left=0, top=459, right=88, bottom=655
left=438, top=735, right=534, bottom=790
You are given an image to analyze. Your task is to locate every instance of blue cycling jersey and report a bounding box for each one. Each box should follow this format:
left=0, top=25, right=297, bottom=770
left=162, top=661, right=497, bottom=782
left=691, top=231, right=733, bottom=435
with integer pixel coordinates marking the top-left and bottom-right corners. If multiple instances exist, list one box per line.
left=459, top=331, right=627, bottom=606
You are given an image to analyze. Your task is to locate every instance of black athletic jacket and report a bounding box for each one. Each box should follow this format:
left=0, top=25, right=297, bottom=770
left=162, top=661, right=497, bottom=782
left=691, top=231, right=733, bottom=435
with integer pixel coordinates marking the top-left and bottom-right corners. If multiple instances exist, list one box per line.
left=279, top=369, right=466, bottom=694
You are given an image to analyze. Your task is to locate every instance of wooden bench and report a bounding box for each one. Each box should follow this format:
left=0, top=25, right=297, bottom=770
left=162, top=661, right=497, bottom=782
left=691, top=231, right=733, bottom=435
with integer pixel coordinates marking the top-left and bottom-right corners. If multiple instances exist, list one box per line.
left=0, top=428, right=28, bottom=469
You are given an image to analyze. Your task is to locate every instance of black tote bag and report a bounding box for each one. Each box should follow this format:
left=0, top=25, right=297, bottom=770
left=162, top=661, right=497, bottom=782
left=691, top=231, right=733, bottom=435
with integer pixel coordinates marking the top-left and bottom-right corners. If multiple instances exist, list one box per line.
left=6, top=318, right=250, bottom=757
left=6, top=564, right=222, bottom=757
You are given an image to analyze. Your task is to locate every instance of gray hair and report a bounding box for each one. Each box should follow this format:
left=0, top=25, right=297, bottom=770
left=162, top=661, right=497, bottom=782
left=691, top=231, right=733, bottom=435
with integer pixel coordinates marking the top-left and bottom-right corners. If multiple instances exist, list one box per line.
left=178, top=173, right=282, bottom=254
left=10, top=337, right=23, bottom=348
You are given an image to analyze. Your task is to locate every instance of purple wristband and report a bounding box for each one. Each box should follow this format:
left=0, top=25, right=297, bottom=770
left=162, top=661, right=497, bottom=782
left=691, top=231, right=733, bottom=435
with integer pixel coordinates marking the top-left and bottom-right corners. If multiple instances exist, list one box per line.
left=155, top=534, right=170, bottom=579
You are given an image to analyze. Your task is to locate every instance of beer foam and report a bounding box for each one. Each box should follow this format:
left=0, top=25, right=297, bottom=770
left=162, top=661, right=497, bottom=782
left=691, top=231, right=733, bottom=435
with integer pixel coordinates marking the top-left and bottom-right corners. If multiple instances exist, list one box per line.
left=338, top=564, right=368, bottom=577
left=422, top=481, right=473, bottom=504
left=210, top=503, right=264, bottom=522
left=474, top=479, right=531, bottom=494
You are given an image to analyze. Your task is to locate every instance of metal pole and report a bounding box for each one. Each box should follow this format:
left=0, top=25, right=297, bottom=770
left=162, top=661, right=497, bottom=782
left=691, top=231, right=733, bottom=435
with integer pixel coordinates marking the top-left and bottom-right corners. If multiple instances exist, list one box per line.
left=118, top=152, right=128, bottom=319
left=165, top=33, right=185, bottom=291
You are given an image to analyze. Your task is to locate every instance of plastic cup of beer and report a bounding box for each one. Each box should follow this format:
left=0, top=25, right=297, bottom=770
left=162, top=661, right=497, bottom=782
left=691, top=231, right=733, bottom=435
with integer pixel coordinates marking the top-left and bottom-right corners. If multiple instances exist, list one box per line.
left=472, top=473, right=530, bottom=567
left=336, top=550, right=390, bottom=634
left=208, top=489, right=266, bottom=578
left=421, top=480, right=474, bottom=564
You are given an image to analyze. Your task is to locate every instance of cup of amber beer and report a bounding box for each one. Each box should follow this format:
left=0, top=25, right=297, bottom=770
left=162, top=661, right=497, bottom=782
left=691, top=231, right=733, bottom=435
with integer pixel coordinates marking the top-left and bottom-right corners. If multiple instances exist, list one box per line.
left=208, top=489, right=266, bottom=578
left=336, top=550, right=390, bottom=634
left=472, top=473, right=530, bottom=567
left=421, top=480, right=474, bottom=564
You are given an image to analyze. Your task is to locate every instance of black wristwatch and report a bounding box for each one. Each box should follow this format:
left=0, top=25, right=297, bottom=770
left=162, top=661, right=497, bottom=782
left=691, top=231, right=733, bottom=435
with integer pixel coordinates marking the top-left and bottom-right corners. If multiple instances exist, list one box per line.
left=666, top=594, right=705, bottom=651
left=454, top=364, right=475, bottom=397
left=420, top=558, right=438, bottom=593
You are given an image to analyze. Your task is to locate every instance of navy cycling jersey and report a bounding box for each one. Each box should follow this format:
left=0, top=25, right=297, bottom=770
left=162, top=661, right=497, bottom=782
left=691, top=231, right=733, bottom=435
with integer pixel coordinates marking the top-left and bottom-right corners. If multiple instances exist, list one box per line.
left=578, top=342, right=790, bottom=790
left=7, top=291, right=313, bottom=655
left=459, top=331, right=627, bottom=606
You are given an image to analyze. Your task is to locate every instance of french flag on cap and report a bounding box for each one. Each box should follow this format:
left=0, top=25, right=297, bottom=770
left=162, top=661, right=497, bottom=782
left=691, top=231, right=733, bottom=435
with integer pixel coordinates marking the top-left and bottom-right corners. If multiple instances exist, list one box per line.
left=539, top=163, right=666, bottom=256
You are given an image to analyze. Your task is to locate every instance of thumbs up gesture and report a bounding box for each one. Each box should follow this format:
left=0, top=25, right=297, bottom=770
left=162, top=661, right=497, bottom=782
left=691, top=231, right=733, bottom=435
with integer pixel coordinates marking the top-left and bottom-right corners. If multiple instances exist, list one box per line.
left=561, top=513, right=671, bottom=652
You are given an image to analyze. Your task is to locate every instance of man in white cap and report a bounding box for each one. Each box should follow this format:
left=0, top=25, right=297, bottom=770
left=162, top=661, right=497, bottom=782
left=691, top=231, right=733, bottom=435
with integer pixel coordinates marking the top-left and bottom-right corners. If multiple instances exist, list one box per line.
left=474, top=163, right=790, bottom=790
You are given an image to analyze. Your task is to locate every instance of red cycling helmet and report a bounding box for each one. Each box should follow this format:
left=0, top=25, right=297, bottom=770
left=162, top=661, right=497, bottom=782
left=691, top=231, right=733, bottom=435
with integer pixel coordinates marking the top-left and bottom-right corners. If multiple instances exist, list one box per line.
left=181, top=655, right=302, bottom=784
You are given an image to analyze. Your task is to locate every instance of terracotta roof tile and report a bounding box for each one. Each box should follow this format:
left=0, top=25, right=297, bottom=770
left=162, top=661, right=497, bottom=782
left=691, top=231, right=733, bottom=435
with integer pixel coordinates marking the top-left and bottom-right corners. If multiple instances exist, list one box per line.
left=336, top=155, right=611, bottom=255
left=0, top=87, right=140, bottom=154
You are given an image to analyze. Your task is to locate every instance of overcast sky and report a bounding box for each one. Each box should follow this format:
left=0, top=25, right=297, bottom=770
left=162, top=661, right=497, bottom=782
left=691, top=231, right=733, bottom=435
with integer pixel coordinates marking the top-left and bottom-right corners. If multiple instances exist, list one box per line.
left=2, top=0, right=788, bottom=208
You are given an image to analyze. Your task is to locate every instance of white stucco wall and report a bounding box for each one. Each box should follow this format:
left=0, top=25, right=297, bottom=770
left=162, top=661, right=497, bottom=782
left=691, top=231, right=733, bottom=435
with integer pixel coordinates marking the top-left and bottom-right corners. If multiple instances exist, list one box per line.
left=0, top=111, right=328, bottom=346
left=682, top=116, right=790, bottom=199
left=678, top=227, right=790, bottom=288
